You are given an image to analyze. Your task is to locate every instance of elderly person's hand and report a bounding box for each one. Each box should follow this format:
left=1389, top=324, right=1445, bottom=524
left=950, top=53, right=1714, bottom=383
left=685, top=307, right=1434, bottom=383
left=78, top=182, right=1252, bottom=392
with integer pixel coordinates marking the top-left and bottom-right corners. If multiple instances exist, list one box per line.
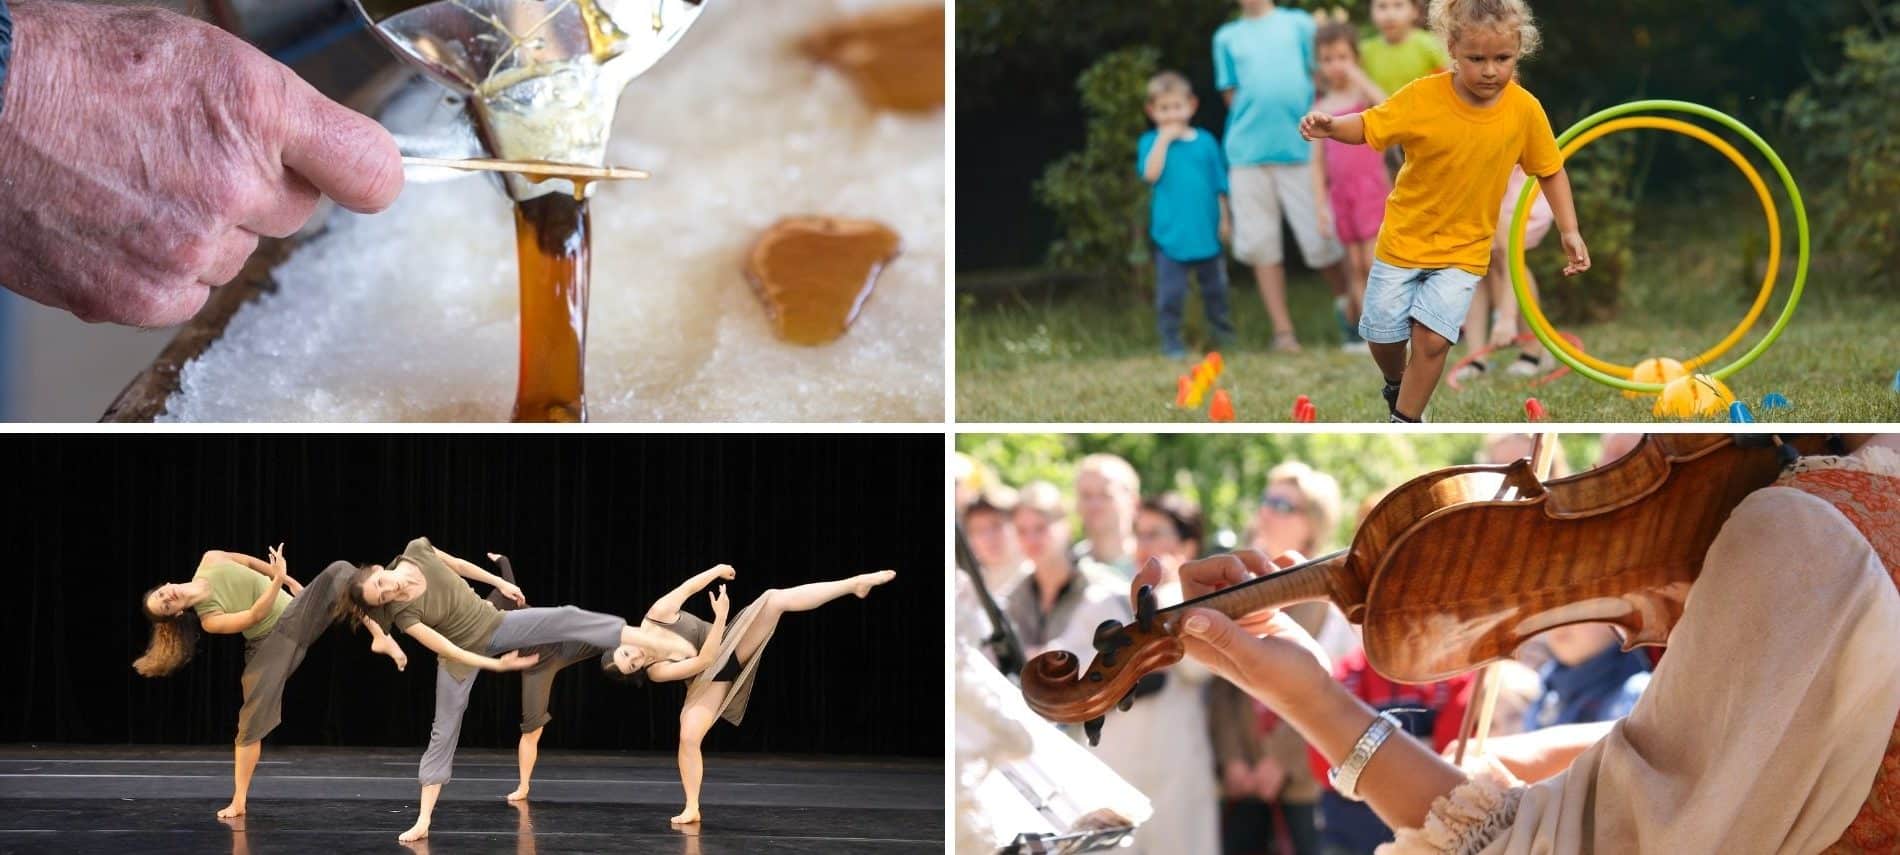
left=0, top=1, right=402, bottom=326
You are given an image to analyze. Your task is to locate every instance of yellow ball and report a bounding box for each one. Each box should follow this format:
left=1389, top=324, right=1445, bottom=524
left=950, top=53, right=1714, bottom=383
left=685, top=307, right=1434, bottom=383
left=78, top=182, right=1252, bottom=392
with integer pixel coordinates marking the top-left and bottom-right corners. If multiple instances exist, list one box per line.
left=1653, top=374, right=1736, bottom=419
left=1624, top=357, right=1688, bottom=399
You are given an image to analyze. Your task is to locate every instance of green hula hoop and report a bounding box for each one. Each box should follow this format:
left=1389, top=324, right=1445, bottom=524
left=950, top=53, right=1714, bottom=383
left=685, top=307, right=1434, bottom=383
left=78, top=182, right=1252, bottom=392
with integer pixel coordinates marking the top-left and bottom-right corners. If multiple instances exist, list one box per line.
left=1509, top=99, right=1809, bottom=394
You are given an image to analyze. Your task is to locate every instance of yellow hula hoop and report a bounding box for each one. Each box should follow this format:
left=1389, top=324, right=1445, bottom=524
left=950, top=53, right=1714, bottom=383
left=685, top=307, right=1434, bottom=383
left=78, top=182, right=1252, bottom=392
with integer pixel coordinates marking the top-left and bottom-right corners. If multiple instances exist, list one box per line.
left=1510, top=116, right=1782, bottom=378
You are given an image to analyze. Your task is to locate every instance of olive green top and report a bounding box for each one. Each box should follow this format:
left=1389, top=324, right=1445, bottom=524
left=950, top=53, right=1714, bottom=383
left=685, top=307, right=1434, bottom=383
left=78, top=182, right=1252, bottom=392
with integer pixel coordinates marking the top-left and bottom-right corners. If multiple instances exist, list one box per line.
left=367, top=537, right=504, bottom=681
left=193, top=560, right=288, bottom=641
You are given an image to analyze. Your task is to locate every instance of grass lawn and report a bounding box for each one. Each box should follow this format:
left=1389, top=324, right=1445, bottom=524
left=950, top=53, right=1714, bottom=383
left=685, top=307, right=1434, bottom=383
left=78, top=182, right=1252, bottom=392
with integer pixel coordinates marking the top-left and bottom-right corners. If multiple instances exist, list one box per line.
left=958, top=199, right=1900, bottom=424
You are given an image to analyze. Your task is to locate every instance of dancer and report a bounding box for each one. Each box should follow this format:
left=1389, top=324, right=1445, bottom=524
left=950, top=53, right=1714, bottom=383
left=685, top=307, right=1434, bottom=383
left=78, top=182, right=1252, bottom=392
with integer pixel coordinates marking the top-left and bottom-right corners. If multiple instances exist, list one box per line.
left=481, top=552, right=615, bottom=804
left=600, top=563, right=898, bottom=825
left=346, top=537, right=689, bottom=842
left=135, top=546, right=408, bottom=819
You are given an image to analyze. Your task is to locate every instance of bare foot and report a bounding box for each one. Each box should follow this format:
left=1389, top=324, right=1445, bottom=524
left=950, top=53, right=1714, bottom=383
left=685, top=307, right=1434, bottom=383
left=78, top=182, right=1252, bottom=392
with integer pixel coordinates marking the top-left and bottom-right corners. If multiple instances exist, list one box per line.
left=506, top=786, right=530, bottom=802
left=670, top=806, right=701, bottom=825
left=398, top=820, right=430, bottom=842
left=853, top=569, right=897, bottom=598
left=217, top=801, right=245, bottom=819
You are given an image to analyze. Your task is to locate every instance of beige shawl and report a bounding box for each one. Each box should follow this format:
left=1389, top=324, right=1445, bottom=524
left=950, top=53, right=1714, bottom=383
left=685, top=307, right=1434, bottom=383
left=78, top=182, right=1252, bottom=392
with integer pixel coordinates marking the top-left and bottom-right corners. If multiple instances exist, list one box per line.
left=1383, top=474, right=1900, bottom=854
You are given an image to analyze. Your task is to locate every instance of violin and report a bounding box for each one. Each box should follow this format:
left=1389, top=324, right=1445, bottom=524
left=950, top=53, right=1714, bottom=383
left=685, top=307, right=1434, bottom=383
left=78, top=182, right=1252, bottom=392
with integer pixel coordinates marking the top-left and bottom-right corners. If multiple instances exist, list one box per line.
left=1021, top=434, right=1827, bottom=742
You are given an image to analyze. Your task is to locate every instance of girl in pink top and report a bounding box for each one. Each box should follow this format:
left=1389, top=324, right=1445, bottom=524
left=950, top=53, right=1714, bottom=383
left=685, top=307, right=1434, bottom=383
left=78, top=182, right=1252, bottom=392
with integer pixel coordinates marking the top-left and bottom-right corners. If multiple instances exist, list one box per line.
left=1312, top=22, right=1390, bottom=331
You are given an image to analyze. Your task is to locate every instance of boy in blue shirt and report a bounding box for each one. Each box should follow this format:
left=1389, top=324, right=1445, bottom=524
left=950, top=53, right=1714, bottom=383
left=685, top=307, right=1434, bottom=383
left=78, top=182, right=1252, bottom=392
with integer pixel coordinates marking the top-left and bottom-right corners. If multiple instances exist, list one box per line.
left=1216, top=0, right=1356, bottom=353
left=1138, top=71, right=1233, bottom=359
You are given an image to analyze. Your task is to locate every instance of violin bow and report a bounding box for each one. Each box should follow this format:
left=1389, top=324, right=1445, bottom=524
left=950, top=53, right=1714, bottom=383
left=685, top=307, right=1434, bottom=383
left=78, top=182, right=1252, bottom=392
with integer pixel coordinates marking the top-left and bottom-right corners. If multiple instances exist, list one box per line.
left=1452, top=432, right=1559, bottom=766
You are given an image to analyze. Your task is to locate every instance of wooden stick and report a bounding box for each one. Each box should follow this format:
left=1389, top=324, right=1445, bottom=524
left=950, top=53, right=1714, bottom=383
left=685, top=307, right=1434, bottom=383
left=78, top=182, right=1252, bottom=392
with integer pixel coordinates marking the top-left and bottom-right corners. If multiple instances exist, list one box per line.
left=401, top=156, right=651, bottom=181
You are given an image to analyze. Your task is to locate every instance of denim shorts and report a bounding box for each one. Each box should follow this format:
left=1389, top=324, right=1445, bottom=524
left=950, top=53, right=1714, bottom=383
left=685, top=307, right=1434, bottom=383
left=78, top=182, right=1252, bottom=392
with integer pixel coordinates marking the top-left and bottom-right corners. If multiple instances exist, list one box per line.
left=1358, top=259, right=1483, bottom=344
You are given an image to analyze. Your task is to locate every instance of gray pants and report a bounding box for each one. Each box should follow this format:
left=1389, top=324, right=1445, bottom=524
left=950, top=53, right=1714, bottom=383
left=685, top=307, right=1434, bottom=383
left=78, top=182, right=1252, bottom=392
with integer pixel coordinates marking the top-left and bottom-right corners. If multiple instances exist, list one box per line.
left=418, top=605, right=626, bottom=786
left=235, top=560, right=352, bottom=746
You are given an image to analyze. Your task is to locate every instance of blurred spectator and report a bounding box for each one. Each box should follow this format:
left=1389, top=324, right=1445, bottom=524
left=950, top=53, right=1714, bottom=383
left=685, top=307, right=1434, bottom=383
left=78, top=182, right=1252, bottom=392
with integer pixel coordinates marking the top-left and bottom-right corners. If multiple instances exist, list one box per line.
left=1228, top=460, right=1349, bottom=855
left=1524, top=624, right=1651, bottom=732
left=963, top=487, right=1026, bottom=596
left=1003, top=482, right=1131, bottom=663
left=1098, top=493, right=1220, bottom=854
left=1073, top=454, right=1141, bottom=576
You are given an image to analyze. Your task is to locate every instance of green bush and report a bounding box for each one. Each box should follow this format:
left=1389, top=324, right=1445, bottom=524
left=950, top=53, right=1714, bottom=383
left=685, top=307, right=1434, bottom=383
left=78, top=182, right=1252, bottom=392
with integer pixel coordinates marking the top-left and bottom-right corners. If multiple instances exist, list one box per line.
left=1531, top=131, right=1638, bottom=323
left=1783, top=7, right=1900, bottom=290
left=1035, top=46, right=1161, bottom=290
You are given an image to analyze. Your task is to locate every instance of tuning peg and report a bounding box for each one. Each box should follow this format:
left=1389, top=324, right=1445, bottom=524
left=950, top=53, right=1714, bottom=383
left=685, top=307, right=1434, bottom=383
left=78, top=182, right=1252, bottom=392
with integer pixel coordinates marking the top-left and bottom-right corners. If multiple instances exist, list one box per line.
left=1092, top=619, right=1129, bottom=654
left=1084, top=716, right=1105, bottom=746
left=1117, top=690, right=1137, bottom=713
left=1135, top=584, right=1158, bottom=631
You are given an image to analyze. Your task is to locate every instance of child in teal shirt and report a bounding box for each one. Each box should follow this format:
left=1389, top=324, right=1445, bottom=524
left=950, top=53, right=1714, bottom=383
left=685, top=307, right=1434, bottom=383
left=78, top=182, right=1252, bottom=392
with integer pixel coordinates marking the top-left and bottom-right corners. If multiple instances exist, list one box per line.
left=1138, top=71, right=1233, bottom=358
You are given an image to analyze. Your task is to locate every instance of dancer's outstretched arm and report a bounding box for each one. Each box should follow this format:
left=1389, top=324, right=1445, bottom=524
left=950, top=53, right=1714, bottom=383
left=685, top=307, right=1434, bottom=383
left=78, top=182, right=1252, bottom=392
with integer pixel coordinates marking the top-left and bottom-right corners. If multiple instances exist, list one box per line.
left=431, top=545, right=525, bottom=606
left=198, top=550, right=288, bottom=635
left=648, top=564, right=736, bottom=622
left=203, top=546, right=303, bottom=595
left=403, top=624, right=540, bottom=672
left=363, top=617, right=408, bottom=671
left=645, top=587, right=730, bottom=683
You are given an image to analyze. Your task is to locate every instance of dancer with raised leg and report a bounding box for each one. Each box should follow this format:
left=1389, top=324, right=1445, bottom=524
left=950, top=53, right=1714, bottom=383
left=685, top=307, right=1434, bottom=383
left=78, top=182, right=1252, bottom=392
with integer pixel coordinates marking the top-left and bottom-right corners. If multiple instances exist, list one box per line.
left=600, top=563, right=899, bottom=825
left=136, top=546, right=407, bottom=819
left=346, top=537, right=691, bottom=842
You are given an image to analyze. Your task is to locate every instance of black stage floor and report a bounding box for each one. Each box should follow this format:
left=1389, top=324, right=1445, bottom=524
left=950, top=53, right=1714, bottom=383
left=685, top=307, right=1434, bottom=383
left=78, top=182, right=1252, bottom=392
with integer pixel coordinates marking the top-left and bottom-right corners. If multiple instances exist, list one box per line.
left=0, top=745, right=943, bottom=854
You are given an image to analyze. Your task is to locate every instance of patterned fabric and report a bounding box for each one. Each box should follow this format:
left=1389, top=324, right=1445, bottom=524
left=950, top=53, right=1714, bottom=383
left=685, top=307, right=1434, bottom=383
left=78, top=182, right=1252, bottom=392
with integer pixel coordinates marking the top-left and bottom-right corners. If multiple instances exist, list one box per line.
left=1783, top=448, right=1900, bottom=854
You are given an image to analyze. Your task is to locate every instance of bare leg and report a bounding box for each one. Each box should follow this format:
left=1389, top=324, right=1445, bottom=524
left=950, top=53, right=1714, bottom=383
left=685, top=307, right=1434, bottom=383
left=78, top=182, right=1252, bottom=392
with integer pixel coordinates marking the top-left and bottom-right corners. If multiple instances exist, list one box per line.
left=1369, top=341, right=1408, bottom=386
left=1395, top=322, right=1455, bottom=419
left=402, top=783, right=441, bottom=842
left=219, top=741, right=261, bottom=818
left=1252, top=263, right=1298, bottom=347
left=1347, top=243, right=1372, bottom=316
left=672, top=687, right=724, bottom=825
left=507, top=727, right=543, bottom=802
left=1464, top=272, right=1494, bottom=353
left=1321, top=261, right=1358, bottom=325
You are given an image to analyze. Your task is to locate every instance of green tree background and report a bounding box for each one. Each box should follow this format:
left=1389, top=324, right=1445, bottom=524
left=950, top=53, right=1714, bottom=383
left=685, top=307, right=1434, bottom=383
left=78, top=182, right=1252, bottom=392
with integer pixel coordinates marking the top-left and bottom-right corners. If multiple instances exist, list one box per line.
left=959, top=0, right=1900, bottom=293
left=958, top=433, right=1604, bottom=549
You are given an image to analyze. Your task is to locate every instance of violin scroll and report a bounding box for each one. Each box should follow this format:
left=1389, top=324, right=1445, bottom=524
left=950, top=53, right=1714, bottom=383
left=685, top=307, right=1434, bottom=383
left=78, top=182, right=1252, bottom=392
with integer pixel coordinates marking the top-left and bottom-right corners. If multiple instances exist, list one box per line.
left=1021, top=593, right=1187, bottom=728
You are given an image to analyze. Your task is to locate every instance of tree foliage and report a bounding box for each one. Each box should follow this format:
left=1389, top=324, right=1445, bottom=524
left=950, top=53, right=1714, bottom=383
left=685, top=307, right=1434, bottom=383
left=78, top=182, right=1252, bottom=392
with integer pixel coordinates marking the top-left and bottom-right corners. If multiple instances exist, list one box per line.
left=1784, top=6, right=1900, bottom=290
left=1034, top=47, right=1160, bottom=288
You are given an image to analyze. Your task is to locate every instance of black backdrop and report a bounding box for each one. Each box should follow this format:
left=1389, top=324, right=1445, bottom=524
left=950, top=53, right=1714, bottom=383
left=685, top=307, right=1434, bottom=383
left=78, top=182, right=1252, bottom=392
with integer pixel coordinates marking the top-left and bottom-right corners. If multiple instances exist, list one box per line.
left=1, top=434, right=940, bottom=759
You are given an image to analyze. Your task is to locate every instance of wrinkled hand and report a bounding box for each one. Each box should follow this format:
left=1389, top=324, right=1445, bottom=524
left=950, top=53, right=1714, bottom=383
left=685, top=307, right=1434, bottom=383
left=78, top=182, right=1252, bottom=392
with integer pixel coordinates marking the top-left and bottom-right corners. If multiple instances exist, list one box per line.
left=1560, top=230, right=1591, bottom=276
left=1299, top=111, right=1336, bottom=141
left=709, top=585, right=731, bottom=619
left=0, top=2, right=403, bottom=327
left=494, top=650, right=541, bottom=672
left=1136, top=551, right=1333, bottom=703
left=371, top=633, right=408, bottom=672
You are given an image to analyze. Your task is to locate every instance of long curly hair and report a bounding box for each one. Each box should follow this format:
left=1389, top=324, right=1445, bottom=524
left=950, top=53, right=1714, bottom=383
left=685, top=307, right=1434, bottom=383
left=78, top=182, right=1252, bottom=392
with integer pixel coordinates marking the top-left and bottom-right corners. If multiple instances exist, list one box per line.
left=1429, top=0, right=1542, bottom=58
left=132, top=585, right=201, bottom=677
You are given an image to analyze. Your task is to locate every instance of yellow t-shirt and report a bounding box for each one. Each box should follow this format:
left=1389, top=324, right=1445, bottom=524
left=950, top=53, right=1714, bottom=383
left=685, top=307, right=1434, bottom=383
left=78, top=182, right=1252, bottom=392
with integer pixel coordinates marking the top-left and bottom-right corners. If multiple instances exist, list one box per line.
left=1361, top=73, right=1563, bottom=275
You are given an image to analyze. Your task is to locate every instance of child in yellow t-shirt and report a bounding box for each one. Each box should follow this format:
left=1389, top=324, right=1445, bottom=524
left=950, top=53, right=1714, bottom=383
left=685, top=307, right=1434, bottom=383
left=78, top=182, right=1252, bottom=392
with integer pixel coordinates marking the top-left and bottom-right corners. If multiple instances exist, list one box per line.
left=1300, top=0, right=1589, bottom=422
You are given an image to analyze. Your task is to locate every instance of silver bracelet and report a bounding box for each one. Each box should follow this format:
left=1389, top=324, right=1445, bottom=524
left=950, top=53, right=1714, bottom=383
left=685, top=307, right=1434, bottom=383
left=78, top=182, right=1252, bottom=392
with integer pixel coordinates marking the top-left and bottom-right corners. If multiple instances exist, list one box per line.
left=1328, top=711, right=1402, bottom=802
